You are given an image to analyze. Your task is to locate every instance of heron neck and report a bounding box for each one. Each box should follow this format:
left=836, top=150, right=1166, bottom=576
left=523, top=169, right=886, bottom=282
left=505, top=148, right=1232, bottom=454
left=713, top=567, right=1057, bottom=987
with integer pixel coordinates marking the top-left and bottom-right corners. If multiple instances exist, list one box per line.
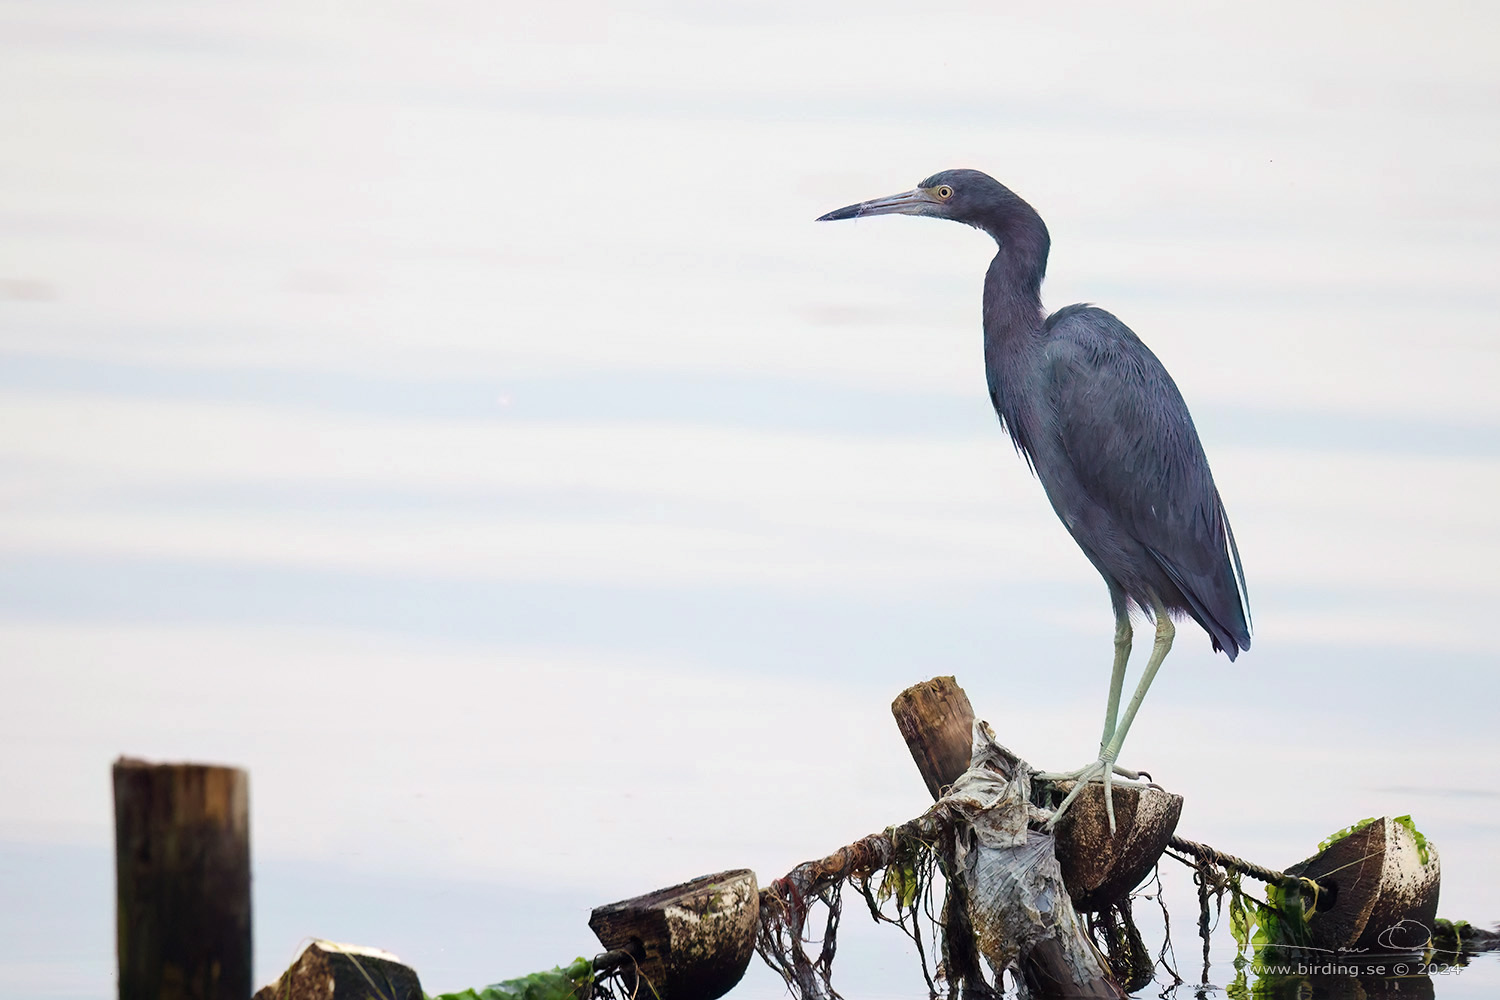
left=981, top=238, right=1047, bottom=342
left=978, top=197, right=1049, bottom=325
left=981, top=229, right=1048, bottom=457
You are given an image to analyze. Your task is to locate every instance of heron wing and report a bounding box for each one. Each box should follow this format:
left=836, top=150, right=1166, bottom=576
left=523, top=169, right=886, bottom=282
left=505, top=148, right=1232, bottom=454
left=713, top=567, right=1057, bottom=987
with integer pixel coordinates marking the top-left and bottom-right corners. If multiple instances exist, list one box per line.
left=1041, top=305, right=1251, bottom=655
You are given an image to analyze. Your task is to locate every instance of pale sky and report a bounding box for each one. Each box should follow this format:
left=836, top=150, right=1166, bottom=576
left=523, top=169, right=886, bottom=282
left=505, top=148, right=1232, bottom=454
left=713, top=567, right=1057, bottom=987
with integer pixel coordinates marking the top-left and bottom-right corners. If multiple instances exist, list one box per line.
left=2, top=2, right=1498, bottom=997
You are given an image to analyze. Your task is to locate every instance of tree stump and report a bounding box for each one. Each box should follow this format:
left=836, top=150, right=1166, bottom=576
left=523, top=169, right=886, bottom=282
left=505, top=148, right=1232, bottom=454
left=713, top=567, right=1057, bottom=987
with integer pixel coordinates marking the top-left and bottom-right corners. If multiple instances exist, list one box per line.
left=588, top=869, right=759, bottom=1000
left=113, top=757, right=251, bottom=1000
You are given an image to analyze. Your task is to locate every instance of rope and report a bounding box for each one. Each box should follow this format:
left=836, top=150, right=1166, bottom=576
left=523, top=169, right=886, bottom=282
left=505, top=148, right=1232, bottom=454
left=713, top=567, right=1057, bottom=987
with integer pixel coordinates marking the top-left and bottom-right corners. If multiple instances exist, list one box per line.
left=1168, top=835, right=1291, bottom=886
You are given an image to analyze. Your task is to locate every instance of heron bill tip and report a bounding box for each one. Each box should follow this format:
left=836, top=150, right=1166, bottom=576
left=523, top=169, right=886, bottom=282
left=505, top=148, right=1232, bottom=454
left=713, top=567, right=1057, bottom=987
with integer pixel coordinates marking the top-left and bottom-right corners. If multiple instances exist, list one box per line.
left=816, top=203, right=864, bottom=222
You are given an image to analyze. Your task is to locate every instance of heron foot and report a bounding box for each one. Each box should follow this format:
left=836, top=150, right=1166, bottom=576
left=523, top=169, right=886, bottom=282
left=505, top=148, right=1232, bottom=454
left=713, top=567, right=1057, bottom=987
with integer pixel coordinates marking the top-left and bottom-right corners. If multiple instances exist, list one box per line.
left=1039, top=757, right=1152, bottom=835
left=1036, top=762, right=1141, bottom=783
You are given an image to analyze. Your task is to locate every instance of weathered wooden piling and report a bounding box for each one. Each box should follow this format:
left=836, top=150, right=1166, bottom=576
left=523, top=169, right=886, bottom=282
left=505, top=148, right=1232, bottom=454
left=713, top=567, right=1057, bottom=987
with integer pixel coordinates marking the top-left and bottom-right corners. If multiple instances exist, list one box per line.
left=113, top=757, right=251, bottom=1000
left=892, top=676, right=1182, bottom=912
left=892, top=677, right=1131, bottom=998
left=892, top=675, right=983, bottom=799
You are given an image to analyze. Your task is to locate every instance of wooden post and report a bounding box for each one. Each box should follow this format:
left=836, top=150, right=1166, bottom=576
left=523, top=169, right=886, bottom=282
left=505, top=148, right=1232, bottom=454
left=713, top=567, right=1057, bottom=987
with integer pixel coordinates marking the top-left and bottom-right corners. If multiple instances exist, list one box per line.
left=892, top=676, right=1180, bottom=913
left=891, top=675, right=981, bottom=799
left=891, top=678, right=1124, bottom=1000
left=892, top=677, right=995, bottom=996
left=113, top=757, right=251, bottom=1000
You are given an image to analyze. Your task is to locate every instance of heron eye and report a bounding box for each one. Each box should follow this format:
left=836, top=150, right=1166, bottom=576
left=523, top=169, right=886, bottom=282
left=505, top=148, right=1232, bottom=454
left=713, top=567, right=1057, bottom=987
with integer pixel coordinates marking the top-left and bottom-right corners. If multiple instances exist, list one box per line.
left=936, top=185, right=954, bottom=200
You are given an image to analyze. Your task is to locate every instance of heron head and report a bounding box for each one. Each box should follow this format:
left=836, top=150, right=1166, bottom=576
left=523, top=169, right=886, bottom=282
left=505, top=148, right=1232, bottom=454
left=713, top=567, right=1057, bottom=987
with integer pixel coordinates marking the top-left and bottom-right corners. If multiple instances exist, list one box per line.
left=816, top=169, right=1011, bottom=226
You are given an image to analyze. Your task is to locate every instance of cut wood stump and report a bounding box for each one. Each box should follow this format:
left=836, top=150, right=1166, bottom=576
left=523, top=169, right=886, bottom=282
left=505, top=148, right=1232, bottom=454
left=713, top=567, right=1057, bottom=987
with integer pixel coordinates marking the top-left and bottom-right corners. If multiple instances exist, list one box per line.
left=589, top=869, right=759, bottom=1000
left=252, top=940, right=422, bottom=1000
left=1285, top=817, right=1441, bottom=954
left=1045, top=780, right=1183, bottom=911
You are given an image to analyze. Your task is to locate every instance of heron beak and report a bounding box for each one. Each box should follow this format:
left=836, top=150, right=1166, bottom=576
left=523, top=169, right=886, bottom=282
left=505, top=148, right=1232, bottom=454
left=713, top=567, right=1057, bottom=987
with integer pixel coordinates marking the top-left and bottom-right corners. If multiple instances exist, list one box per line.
left=817, top=188, right=942, bottom=221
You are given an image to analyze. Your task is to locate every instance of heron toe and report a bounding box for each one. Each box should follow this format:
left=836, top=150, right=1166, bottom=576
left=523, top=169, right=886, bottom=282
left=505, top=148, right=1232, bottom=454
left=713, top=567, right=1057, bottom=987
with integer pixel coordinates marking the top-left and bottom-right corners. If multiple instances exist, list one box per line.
left=1040, top=758, right=1149, bottom=835
left=1037, top=762, right=1141, bottom=782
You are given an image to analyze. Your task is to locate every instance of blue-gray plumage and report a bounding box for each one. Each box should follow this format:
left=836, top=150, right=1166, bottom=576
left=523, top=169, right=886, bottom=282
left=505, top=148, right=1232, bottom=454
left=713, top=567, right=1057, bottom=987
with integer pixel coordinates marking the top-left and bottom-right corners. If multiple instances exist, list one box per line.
left=818, top=169, right=1251, bottom=829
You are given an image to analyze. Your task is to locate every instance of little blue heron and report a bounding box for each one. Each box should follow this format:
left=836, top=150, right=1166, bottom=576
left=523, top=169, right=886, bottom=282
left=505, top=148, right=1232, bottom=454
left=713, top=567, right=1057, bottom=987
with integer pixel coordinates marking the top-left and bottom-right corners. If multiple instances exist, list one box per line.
left=819, top=170, right=1251, bottom=830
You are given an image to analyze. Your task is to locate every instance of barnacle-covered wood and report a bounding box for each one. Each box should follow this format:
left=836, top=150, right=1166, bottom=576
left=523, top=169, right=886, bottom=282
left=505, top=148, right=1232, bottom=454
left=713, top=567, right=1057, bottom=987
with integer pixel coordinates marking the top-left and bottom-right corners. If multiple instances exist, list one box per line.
left=1286, top=817, right=1441, bottom=954
left=251, top=940, right=422, bottom=1000
left=589, top=869, right=758, bottom=1000
left=1046, top=779, right=1183, bottom=911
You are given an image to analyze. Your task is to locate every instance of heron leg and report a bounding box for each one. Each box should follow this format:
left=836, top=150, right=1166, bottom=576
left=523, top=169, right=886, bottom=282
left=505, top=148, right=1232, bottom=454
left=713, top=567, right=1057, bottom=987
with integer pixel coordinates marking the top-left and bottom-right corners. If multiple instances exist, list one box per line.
left=1044, top=600, right=1172, bottom=836
left=1102, top=596, right=1175, bottom=762
left=1099, top=608, right=1132, bottom=753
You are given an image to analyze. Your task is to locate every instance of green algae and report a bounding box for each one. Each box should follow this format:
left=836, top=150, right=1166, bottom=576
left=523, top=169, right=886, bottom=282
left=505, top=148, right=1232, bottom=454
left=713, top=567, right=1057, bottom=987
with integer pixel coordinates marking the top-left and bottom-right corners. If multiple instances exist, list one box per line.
left=428, top=957, right=593, bottom=1000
